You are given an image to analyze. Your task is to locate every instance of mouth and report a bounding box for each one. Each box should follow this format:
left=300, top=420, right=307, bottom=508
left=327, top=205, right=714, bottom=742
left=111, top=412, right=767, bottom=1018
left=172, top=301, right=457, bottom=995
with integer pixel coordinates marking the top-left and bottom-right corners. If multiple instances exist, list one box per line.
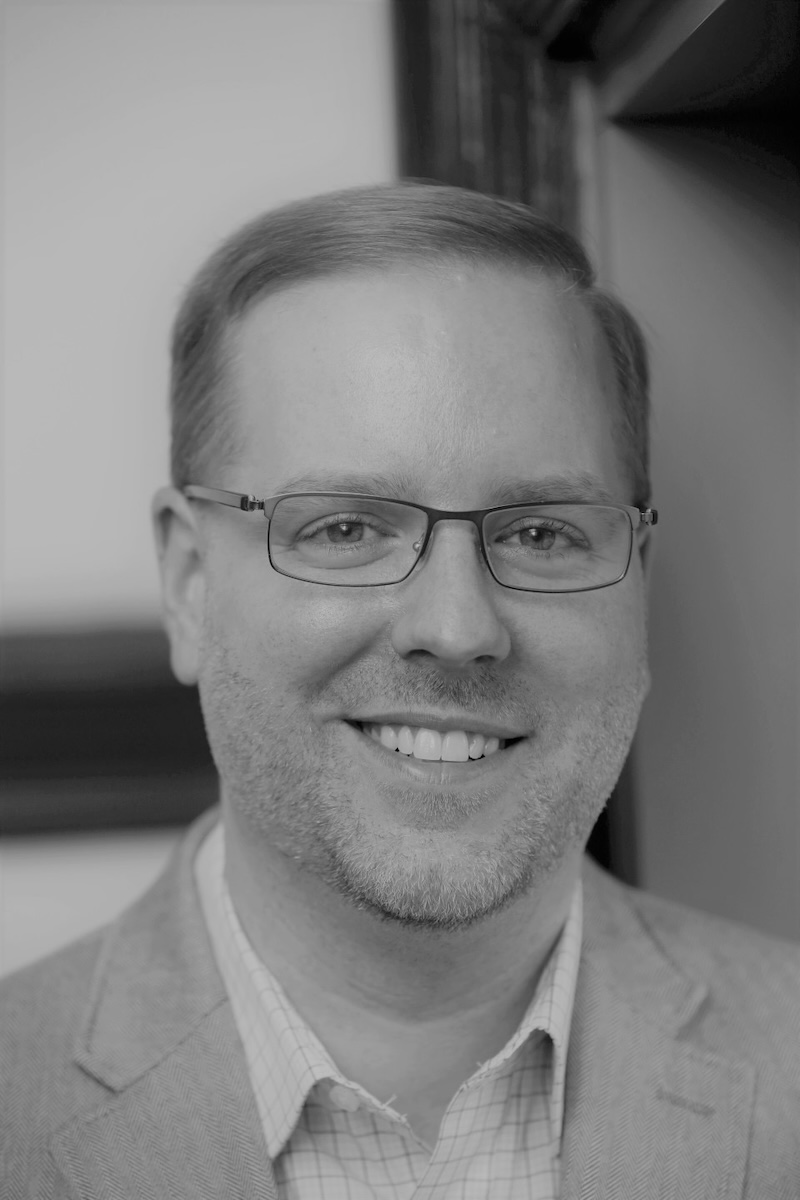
left=346, top=720, right=526, bottom=764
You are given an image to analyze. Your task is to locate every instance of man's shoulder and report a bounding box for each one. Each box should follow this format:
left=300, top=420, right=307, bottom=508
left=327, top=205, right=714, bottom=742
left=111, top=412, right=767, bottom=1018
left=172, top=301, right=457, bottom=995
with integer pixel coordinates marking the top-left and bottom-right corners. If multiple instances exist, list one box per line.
left=0, top=814, right=227, bottom=1197
left=584, top=858, right=800, bottom=1079
left=626, top=871, right=800, bottom=1001
left=1, top=924, right=105, bottom=1036
left=629, top=875, right=799, bottom=963
left=1, top=928, right=115, bottom=1192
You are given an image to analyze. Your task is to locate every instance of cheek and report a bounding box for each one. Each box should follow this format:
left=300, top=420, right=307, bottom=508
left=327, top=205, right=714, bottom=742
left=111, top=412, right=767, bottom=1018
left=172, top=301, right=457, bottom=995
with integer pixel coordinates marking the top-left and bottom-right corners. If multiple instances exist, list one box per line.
left=205, top=552, right=385, bottom=684
left=525, top=585, right=648, bottom=703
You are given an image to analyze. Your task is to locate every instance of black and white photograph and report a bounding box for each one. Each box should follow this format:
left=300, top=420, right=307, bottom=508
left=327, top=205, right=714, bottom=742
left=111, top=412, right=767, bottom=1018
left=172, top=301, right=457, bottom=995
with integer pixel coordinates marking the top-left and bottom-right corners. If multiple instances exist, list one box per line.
left=2, top=1, right=798, bottom=1196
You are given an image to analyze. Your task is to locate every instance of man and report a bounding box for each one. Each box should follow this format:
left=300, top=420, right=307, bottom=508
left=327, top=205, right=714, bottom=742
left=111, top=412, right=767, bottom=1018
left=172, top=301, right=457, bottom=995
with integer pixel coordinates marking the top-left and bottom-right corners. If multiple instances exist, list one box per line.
left=2, top=183, right=798, bottom=1199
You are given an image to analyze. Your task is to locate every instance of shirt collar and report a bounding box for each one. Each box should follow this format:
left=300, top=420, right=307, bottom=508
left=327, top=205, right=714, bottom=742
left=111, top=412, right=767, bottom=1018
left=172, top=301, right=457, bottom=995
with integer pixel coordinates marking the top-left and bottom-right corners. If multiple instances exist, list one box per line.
left=195, top=821, right=339, bottom=1155
left=195, top=819, right=582, bottom=1157
left=471, top=875, right=583, bottom=1143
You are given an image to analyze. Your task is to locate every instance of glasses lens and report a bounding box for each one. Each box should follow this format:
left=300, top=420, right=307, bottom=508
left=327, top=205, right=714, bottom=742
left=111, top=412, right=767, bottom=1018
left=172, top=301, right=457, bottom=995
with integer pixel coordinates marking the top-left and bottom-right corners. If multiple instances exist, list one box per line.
left=269, top=495, right=428, bottom=584
left=483, top=504, right=633, bottom=592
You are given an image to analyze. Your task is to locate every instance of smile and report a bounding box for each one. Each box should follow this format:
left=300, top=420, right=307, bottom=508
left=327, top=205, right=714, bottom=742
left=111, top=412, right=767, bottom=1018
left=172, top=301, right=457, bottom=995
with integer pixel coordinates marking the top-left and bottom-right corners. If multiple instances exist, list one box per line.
left=350, top=721, right=525, bottom=763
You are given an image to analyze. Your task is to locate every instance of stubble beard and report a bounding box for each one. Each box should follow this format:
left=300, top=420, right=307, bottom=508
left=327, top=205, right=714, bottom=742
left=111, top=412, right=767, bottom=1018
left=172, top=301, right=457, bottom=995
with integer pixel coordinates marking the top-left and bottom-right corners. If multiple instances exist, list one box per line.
left=198, top=638, right=647, bottom=933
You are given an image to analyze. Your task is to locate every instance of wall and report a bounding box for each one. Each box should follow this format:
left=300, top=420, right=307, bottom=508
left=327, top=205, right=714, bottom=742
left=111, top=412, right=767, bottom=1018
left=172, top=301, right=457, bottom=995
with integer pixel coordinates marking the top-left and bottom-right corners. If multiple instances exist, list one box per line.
left=0, top=0, right=397, bottom=977
left=2, top=0, right=396, bottom=631
left=598, top=121, right=799, bottom=940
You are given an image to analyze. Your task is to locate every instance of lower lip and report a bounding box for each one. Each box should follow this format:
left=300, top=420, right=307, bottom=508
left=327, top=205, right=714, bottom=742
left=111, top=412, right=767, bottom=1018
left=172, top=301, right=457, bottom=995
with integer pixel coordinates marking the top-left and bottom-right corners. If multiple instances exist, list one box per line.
left=344, top=722, right=527, bottom=786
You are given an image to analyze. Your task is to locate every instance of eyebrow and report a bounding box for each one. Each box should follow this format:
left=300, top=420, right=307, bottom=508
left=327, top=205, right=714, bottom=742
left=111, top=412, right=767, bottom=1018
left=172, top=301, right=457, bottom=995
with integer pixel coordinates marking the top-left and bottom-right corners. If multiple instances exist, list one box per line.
left=268, top=470, right=618, bottom=507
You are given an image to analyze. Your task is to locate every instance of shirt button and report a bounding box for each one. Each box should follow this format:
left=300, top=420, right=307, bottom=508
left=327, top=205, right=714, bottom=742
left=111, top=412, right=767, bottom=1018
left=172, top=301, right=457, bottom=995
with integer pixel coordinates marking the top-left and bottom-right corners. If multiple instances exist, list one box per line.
left=328, top=1083, right=361, bottom=1112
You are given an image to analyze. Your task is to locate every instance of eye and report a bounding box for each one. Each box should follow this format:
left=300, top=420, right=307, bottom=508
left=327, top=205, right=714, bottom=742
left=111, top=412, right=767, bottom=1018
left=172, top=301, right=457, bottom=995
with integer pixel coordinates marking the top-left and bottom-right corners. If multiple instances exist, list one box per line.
left=310, top=519, right=368, bottom=544
left=505, top=525, right=558, bottom=552
left=298, top=513, right=391, bottom=545
left=287, top=512, right=408, bottom=564
left=494, top=517, right=588, bottom=555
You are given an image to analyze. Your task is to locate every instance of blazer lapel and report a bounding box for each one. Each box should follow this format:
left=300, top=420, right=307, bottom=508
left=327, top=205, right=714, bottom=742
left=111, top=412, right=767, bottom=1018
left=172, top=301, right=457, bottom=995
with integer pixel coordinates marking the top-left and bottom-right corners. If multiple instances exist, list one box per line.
left=48, top=1005, right=277, bottom=1200
left=47, top=808, right=278, bottom=1200
left=561, top=862, right=756, bottom=1200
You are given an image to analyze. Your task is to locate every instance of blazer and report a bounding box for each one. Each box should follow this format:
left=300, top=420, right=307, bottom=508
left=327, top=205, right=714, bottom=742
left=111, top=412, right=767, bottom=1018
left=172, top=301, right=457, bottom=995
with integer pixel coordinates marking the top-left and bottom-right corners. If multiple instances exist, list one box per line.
left=2, top=806, right=799, bottom=1199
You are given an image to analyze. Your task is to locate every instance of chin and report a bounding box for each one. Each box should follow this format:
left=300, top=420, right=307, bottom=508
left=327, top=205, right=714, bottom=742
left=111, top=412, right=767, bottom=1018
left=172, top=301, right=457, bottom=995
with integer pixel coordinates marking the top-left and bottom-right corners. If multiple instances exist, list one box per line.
left=313, top=809, right=578, bottom=933
left=332, top=865, right=532, bottom=933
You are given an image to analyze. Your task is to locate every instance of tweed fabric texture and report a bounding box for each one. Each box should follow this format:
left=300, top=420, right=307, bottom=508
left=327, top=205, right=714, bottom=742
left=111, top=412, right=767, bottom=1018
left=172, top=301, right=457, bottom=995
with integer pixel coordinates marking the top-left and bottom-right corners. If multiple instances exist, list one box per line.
left=195, top=820, right=583, bottom=1199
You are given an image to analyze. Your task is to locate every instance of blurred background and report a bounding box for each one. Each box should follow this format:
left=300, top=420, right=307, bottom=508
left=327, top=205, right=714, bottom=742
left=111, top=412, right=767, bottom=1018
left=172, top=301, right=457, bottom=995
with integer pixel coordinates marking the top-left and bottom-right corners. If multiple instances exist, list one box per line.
left=2, top=0, right=797, bottom=976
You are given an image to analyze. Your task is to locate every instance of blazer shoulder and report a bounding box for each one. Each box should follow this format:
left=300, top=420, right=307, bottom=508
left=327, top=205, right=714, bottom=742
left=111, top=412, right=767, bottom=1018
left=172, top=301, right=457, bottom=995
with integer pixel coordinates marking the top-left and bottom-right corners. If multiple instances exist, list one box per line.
left=592, top=864, right=800, bottom=1083
left=0, top=929, right=113, bottom=1193
left=628, top=879, right=800, bottom=983
left=1, top=926, right=105, bottom=1038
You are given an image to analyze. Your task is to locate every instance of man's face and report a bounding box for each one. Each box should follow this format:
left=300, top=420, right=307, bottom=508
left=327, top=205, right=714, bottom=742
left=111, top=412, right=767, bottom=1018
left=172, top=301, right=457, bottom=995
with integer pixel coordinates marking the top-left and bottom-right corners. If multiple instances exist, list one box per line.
left=192, top=265, right=650, bottom=929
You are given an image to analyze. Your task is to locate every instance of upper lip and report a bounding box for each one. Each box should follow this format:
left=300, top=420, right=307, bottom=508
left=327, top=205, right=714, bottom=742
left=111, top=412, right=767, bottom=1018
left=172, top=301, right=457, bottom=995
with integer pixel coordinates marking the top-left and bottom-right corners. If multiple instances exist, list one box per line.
left=348, top=712, right=529, bottom=739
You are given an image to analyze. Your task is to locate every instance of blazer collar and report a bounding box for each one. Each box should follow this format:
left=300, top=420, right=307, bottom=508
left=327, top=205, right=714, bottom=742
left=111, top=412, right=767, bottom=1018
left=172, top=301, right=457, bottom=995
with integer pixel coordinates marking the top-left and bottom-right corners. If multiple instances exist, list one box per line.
left=579, top=856, right=708, bottom=1035
left=51, top=806, right=278, bottom=1200
left=559, top=859, right=755, bottom=1199
left=73, top=805, right=226, bottom=1091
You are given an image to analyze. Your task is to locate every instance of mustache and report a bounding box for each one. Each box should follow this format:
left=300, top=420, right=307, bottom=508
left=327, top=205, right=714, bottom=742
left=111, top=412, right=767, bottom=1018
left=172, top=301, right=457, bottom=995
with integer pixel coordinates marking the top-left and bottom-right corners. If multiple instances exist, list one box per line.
left=320, top=665, right=537, bottom=724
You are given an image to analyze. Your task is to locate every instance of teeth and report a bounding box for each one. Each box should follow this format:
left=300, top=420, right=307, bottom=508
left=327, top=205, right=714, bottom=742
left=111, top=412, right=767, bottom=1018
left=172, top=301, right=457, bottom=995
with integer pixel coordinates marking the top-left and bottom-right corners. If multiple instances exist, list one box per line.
left=441, top=731, right=469, bottom=762
left=414, top=728, right=441, bottom=760
left=468, top=733, right=485, bottom=760
left=379, top=725, right=399, bottom=751
left=397, top=726, right=415, bottom=755
left=362, top=723, right=508, bottom=761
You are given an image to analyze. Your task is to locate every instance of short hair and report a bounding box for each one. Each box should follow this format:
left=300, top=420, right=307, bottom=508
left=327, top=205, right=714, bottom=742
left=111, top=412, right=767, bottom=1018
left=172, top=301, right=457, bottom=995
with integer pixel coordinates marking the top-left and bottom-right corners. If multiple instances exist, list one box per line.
left=170, top=182, right=651, bottom=504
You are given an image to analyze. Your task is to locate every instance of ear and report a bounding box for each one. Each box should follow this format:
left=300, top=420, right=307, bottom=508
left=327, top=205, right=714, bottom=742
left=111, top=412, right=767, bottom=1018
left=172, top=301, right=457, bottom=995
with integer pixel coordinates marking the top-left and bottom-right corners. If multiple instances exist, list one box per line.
left=151, top=486, right=205, bottom=685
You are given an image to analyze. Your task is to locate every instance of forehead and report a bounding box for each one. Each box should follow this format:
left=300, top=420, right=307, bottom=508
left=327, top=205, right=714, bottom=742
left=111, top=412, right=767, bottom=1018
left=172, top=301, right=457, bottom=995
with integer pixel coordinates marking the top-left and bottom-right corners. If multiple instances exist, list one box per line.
left=224, top=265, right=627, bottom=504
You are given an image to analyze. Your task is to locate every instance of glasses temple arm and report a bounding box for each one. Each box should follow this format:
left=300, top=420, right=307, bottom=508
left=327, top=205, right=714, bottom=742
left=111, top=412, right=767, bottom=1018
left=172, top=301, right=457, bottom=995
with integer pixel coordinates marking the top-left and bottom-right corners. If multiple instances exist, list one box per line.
left=183, top=485, right=263, bottom=512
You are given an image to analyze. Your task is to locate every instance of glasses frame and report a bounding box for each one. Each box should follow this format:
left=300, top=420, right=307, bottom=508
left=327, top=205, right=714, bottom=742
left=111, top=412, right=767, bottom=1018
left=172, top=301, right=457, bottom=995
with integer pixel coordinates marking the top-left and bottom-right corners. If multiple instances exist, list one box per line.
left=183, top=485, right=658, bottom=594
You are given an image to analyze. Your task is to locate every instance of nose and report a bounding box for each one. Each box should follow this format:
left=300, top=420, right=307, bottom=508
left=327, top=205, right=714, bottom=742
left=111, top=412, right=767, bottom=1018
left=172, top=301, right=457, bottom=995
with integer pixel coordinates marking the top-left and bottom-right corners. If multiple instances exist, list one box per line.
left=390, top=520, right=512, bottom=668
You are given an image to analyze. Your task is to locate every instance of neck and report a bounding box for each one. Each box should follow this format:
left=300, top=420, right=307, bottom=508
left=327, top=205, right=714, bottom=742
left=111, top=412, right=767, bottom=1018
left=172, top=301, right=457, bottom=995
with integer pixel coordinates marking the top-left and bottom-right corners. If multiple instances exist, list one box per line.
left=221, top=805, right=581, bottom=1134
left=222, top=806, right=581, bottom=1025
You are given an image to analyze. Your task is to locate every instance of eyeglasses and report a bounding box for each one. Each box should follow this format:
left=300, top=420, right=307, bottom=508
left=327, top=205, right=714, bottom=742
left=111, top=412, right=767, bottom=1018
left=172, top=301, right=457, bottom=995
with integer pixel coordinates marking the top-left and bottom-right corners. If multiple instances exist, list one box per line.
left=184, top=486, right=658, bottom=593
